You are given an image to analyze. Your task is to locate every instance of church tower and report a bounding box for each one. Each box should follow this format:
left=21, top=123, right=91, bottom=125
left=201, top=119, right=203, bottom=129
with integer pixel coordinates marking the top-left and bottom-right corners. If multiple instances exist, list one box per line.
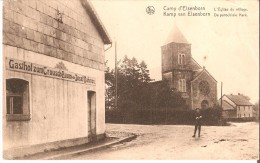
left=161, top=24, right=194, bottom=107
left=161, top=24, right=217, bottom=110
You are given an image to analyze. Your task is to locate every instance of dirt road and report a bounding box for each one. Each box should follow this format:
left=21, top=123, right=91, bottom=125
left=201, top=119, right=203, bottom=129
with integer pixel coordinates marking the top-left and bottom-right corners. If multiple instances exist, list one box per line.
left=72, top=122, right=259, bottom=160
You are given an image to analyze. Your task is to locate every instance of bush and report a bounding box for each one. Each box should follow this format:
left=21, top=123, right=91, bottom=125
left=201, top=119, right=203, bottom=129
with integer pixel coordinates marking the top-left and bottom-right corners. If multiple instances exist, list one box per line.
left=226, top=117, right=257, bottom=122
left=106, top=107, right=224, bottom=126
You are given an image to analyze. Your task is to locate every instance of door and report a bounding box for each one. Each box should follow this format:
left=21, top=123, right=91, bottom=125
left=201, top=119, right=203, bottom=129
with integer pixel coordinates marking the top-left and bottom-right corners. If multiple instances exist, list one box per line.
left=87, top=91, right=96, bottom=141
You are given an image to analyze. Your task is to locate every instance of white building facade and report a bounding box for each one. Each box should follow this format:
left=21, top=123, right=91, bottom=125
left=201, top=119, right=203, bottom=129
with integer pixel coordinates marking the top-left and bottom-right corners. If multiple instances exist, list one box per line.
left=221, top=94, right=254, bottom=119
left=3, top=0, right=111, bottom=158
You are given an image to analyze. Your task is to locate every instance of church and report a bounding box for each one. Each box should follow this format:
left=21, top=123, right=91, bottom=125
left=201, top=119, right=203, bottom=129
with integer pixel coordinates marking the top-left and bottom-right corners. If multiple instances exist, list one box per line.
left=161, top=24, right=217, bottom=110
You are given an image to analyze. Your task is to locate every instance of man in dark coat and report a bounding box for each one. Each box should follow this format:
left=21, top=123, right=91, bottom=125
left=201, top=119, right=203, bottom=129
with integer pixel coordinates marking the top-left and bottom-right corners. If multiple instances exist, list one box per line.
left=192, top=108, right=202, bottom=138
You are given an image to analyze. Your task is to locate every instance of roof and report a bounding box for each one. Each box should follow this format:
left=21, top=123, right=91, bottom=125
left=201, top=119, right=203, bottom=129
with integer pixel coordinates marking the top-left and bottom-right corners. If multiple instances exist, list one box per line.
left=220, top=100, right=236, bottom=110
left=193, top=69, right=203, bottom=79
left=191, top=67, right=217, bottom=83
left=164, top=23, right=188, bottom=45
left=190, top=57, right=202, bottom=70
left=225, top=94, right=253, bottom=106
left=81, top=0, right=112, bottom=44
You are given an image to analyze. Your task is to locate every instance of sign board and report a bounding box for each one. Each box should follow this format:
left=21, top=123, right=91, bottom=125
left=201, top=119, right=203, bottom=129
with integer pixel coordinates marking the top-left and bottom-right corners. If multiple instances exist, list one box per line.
left=6, top=58, right=95, bottom=85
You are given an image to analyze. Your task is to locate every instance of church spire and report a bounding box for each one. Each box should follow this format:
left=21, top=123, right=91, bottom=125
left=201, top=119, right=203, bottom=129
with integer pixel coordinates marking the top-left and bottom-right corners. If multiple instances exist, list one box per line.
left=164, top=23, right=188, bottom=45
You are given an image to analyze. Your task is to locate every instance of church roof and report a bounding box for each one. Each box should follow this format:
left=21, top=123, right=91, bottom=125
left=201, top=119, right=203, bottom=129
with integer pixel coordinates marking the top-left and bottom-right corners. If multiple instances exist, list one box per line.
left=191, top=67, right=217, bottom=83
left=190, top=58, right=202, bottom=70
left=164, top=24, right=189, bottom=45
left=193, top=69, right=204, bottom=79
left=225, top=94, right=253, bottom=106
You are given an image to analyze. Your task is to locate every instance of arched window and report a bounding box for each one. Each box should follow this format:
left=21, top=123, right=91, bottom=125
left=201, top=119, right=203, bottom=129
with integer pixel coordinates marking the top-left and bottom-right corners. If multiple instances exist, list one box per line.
left=182, top=79, right=186, bottom=92
left=178, top=79, right=186, bottom=92
left=178, top=54, right=181, bottom=64
left=6, top=79, right=30, bottom=121
left=178, top=79, right=182, bottom=92
left=182, top=54, right=185, bottom=64
left=178, top=54, right=185, bottom=65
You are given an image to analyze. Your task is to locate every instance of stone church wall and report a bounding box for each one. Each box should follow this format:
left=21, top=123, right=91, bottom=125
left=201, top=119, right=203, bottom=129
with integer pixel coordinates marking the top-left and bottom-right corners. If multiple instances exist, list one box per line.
left=191, top=71, right=217, bottom=109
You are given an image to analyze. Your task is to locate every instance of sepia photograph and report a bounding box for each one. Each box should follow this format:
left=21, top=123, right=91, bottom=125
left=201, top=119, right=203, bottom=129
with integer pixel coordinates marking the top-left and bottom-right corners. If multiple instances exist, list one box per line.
left=1, top=0, right=259, bottom=161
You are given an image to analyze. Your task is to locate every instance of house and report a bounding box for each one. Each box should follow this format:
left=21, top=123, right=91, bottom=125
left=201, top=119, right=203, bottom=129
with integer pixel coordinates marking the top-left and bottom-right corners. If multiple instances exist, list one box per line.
left=161, top=24, right=217, bottom=110
left=3, top=0, right=111, bottom=158
left=220, top=94, right=254, bottom=119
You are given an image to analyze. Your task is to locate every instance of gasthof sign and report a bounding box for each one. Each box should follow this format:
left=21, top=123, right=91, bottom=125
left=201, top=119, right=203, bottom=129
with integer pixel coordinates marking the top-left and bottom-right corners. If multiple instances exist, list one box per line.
left=6, top=58, right=95, bottom=85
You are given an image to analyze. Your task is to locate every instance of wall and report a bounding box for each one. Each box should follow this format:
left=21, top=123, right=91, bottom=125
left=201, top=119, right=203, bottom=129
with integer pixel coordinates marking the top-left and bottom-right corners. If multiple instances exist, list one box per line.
left=191, top=71, right=217, bottom=109
left=3, top=0, right=105, bottom=70
left=237, top=105, right=253, bottom=118
left=3, top=0, right=106, bottom=152
left=161, top=42, right=194, bottom=107
left=3, top=45, right=105, bottom=151
left=222, top=110, right=237, bottom=119
left=161, top=42, right=192, bottom=73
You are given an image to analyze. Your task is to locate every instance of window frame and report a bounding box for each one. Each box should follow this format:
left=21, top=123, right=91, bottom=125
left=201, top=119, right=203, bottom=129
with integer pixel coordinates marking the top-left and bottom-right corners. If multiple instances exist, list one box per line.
left=178, top=53, right=185, bottom=65
left=6, top=78, right=31, bottom=121
left=178, top=79, right=186, bottom=92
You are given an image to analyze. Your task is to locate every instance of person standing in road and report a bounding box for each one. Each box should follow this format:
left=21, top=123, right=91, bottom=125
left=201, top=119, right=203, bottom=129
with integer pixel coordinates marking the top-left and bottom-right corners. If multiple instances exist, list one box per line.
left=192, top=108, right=202, bottom=138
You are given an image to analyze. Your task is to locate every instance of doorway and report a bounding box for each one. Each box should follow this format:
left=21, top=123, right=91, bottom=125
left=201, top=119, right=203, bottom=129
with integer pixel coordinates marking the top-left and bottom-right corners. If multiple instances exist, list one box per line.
left=87, top=91, right=96, bottom=141
left=201, top=100, right=209, bottom=109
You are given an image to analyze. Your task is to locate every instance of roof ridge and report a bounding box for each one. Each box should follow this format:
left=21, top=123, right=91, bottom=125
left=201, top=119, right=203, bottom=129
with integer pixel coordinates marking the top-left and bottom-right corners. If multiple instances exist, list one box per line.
left=225, top=94, right=253, bottom=106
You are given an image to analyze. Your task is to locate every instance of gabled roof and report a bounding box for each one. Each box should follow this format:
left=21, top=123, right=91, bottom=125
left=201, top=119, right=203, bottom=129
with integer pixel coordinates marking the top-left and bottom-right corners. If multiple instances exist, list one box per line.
left=81, top=0, right=112, bottom=44
left=164, top=23, right=188, bottom=45
left=225, top=94, right=253, bottom=106
left=191, top=67, right=217, bottom=83
left=219, top=100, right=236, bottom=110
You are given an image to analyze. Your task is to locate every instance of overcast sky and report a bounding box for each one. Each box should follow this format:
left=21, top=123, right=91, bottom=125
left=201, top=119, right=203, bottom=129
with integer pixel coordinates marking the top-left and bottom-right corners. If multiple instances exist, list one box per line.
left=92, top=0, right=259, bottom=103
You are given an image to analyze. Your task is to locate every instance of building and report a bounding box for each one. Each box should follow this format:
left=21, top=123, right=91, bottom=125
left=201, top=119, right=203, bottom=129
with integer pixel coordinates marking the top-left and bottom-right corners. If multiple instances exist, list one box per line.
left=220, top=94, right=254, bottom=119
left=161, top=24, right=217, bottom=110
left=3, top=0, right=111, bottom=158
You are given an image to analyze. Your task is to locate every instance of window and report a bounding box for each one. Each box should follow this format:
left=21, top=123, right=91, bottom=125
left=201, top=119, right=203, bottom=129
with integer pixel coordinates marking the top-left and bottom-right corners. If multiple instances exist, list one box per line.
left=178, top=54, right=181, bottom=64
left=182, top=55, right=185, bottom=64
left=6, top=79, right=30, bottom=121
left=178, top=79, right=186, bottom=92
left=178, top=54, right=185, bottom=65
left=178, top=80, right=181, bottom=92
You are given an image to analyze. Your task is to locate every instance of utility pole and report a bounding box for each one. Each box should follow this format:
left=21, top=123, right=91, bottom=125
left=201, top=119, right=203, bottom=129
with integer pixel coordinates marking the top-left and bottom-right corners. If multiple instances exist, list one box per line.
left=220, top=82, right=223, bottom=108
left=115, top=42, right=118, bottom=110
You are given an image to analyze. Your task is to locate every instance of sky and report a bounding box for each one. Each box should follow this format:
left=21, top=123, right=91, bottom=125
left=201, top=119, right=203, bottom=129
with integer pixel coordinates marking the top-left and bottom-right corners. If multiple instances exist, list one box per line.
left=92, top=0, right=259, bottom=103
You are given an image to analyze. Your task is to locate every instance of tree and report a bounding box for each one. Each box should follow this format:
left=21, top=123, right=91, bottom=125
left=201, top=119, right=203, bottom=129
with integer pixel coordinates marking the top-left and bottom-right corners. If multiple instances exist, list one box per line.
left=105, top=55, right=186, bottom=117
left=150, top=80, right=185, bottom=109
left=105, top=56, right=152, bottom=111
left=105, top=61, right=115, bottom=110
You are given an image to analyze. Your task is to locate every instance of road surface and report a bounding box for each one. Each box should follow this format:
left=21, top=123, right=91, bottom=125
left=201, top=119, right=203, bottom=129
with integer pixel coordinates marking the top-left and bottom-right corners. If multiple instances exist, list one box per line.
left=71, top=122, right=259, bottom=160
